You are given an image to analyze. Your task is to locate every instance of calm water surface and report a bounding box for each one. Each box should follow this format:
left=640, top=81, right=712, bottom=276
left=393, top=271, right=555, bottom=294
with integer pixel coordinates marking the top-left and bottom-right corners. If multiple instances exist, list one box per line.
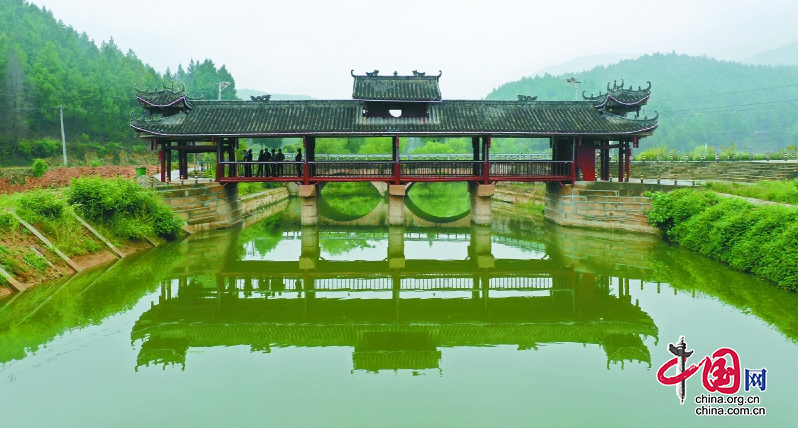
left=1, top=195, right=797, bottom=427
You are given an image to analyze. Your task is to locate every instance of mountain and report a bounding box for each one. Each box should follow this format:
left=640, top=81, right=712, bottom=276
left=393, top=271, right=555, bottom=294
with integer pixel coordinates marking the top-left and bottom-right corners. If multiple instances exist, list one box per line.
left=744, top=42, right=798, bottom=66
left=488, top=53, right=798, bottom=153
left=237, top=88, right=313, bottom=101
left=534, top=53, right=639, bottom=77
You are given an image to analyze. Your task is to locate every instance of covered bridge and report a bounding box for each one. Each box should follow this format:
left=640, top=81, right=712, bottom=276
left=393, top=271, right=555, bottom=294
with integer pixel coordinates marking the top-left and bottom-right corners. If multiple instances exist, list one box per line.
left=131, top=71, right=657, bottom=184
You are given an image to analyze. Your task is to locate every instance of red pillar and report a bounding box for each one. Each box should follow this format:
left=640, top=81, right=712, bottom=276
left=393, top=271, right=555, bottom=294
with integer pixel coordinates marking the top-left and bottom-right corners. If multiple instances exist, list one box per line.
left=393, top=134, right=401, bottom=184
left=472, top=136, right=480, bottom=176
left=625, top=143, right=631, bottom=183
left=302, top=136, right=310, bottom=185
left=158, top=139, right=166, bottom=182
left=215, top=137, right=222, bottom=181
left=165, top=142, right=172, bottom=182
left=617, top=143, right=624, bottom=182
left=571, top=137, right=577, bottom=182
left=482, top=136, right=491, bottom=184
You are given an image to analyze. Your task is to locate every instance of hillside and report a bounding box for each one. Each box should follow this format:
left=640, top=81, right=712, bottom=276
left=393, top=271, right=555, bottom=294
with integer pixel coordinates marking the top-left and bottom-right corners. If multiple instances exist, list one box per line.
left=0, top=0, right=239, bottom=165
left=487, top=53, right=798, bottom=153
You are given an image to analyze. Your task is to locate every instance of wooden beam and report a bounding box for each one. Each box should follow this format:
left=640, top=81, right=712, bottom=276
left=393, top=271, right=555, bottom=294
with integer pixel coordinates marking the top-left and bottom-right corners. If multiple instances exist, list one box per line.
left=10, top=212, right=82, bottom=273
left=72, top=213, right=125, bottom=259
left=0, top=265, right=25, bottom=292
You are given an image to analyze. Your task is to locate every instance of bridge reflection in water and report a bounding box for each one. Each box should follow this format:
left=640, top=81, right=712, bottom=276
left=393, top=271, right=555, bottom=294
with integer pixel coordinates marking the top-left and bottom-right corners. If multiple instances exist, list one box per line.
left=133, top=223, right=658, bottom=373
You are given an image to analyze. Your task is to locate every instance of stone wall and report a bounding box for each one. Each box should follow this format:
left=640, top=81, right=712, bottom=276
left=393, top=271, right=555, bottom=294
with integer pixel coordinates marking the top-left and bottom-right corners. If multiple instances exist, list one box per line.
left=603, top=160, right=798, bottom=183
left=544, top=182, right=678, bottom=234
left=157, top=184, right=289, bottom=233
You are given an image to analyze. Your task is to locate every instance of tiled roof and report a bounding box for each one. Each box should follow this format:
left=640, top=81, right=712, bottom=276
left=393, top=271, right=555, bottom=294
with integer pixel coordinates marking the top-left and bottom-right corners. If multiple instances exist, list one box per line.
left=584, top=81, right=651, bottom=110
left=131, top=99, right=658, bottom=137
left=136, top=85, right=199, bottom=114
left=352, top=73, right=442, bottom=101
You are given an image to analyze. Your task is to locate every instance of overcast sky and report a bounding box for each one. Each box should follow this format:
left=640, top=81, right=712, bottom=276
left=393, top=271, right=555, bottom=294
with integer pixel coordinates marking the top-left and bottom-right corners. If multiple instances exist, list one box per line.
left=30, top=0, right=798, bottom=99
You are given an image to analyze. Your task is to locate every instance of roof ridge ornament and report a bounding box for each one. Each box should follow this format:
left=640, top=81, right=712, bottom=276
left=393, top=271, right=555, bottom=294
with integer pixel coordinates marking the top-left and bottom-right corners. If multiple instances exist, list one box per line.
left=251, top=95, right=271, bottom=103
left=517, top=95, right=538, bottom=102
left=366, top=70, right=379, bottom=76
left=412, top=70, right=426, bottom=76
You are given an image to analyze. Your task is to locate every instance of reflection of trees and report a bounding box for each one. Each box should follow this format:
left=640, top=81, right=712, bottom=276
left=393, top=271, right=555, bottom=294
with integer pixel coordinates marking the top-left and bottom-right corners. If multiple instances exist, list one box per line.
left=408, top=182, right=470, bottom=217
left=237, top=213, right=283, bottom=258
left=319, top=238, right=375, bottom=256
left=320, top=183, right=382, bottom=218
left=0, top=245, right=185, bottom=364
left=651, top=245, right=798, bottom=342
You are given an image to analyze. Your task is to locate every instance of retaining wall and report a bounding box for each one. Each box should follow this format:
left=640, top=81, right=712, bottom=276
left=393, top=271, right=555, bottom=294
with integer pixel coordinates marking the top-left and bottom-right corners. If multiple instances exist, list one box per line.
left=603, top=160, right=798, bottom=183
left=545, top=182, right=680, bottom=234
left=157, top=184, right=289, bottom=233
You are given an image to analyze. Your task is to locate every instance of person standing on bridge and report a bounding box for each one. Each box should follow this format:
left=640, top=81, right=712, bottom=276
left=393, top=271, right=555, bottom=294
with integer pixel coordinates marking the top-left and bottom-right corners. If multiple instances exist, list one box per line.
left=256, top=149, right=266, bottom=177
left=270, top=149, right=277, bottom=176
left=264, top=148, right=273, bottom=177
left=295, top=148, right=303, bottom=177
left=276, top=149, right=285, bottom=176
left=244, top=149, right=253, bottom=177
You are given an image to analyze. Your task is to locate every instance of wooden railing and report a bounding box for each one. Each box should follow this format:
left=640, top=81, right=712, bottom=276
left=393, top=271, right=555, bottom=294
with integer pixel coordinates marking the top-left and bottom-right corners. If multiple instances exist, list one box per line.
left=218, top=159, right=573, bottom=183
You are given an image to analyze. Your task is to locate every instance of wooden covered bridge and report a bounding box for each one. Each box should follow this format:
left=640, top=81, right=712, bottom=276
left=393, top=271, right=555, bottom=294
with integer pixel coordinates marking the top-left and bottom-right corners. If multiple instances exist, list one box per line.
left=131, top=72, right=657, bottom=185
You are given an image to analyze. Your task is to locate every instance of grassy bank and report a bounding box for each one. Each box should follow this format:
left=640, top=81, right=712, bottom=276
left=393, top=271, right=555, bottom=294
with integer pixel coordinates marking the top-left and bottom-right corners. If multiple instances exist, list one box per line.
left=647, top=188, right=798, bottom=290
left=0, top=177, right=183, bottom=289
left=705, top=179, right=798, bottom=204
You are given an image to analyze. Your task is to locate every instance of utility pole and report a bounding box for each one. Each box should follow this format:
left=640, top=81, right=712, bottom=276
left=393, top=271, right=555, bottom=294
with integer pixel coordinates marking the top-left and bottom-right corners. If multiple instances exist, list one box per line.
left=217, top=81, right=231, bottom=100
left=566, top=77, right=580, bottom=101
left=60, top=106, right=67, bottom=166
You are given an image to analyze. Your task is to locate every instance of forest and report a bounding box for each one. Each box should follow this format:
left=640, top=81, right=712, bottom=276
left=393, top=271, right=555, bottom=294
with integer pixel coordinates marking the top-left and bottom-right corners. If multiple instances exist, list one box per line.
left=0, top=0, right=237, bottom=166
left=488, top=53, right=798, bottom=153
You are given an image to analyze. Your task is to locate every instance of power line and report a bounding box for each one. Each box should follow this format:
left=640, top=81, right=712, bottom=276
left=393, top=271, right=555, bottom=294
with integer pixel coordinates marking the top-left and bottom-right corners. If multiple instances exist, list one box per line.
left=658, top=98, right=798, bottom=113
left=655, top=83, right=798, bottom=102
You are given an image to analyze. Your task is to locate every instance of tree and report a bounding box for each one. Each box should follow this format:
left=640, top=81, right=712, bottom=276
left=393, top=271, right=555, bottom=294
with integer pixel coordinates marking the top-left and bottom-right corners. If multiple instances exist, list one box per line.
left=1, top=47, right=30, bottom=140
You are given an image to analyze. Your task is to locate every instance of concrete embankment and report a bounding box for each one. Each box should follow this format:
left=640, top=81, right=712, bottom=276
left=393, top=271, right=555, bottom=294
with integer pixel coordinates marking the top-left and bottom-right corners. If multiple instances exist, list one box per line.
left=543, top=182, right=679, bottom=234
left=157, top=184, right=290, bottom=233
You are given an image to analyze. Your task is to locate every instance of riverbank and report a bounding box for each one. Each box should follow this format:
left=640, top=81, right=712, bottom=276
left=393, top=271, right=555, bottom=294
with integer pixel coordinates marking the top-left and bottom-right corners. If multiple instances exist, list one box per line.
left=497, top=180, right=798, bottom=291
left=0, top=176, right=184, bottom=295
left=647, top=187, right=798, bottom=290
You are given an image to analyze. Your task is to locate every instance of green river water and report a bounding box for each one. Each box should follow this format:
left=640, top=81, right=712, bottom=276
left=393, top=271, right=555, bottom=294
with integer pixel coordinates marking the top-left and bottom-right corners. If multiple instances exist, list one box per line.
left=1, top=192, right=797, bottom=427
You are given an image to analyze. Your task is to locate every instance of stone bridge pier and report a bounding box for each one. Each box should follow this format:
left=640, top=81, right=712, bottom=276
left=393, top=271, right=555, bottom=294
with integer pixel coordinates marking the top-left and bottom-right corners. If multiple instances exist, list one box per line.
left=298, top=185, right=320, bottom=226
left=469, top=183, right=494, bottom=226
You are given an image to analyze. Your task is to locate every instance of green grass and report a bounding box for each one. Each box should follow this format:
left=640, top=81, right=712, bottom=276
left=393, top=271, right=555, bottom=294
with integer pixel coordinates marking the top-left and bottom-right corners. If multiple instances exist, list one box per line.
left=705, top=179, right=798, bottom=205
left=238, top=182, right=283, bottom=197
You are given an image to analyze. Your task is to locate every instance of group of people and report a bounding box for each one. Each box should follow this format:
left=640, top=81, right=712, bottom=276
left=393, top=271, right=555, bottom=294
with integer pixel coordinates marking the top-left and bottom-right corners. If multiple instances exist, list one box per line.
left=242, top=148, right=303, bottom=177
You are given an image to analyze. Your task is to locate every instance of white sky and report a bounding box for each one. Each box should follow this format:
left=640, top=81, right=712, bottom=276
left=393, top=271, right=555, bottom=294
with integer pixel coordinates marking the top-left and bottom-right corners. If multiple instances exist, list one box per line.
left=31, top=0, right=798, bottom=99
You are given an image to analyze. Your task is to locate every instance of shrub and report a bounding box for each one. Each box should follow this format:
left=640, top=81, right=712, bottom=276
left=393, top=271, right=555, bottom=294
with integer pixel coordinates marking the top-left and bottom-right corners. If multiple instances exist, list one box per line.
left=66, top=176, right=183, bottom=240
left=648, top=188, right=798, bottom=290
left=17, top=190, right=66, bottom=222
left=18, top=138, right=60, bottom=158
left=645, top=189, right=718, bottom=239
left=31, top=158, right=49, bottom=178
left=0, top=213, right=17, bottom=231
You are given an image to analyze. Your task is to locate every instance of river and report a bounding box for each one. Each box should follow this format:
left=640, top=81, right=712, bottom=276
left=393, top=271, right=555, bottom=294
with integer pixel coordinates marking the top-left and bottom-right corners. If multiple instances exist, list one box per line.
left=1, top=192, right=797, bottom=427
